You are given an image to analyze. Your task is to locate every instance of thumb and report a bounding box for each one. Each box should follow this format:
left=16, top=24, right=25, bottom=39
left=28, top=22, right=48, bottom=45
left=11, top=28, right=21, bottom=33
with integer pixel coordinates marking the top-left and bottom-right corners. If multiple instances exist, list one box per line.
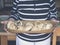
left=52, top=20, right=60, bottom=23
left=1, top=21, right=8, bottom=24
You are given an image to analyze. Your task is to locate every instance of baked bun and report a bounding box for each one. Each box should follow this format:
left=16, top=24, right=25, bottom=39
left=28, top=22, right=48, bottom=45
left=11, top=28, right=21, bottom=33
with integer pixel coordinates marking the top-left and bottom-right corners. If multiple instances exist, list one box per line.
left=45, top=23, right=53, bottom=30
left=31, top=26, right=38, bottom=31
left=24, top=22, right=33, bottom=31
left=17, top=26, right=24, bottom=31
left=17, top=20, right=22, bottom=26
left=7, top=21, right=17, bottom=30
left=37, top=23, right=44, bottom=30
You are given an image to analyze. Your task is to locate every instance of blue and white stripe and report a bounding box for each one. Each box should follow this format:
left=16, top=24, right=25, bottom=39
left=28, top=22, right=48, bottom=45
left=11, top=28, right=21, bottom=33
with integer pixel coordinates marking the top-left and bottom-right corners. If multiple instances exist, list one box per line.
left=10, top=0, right=57, bottom=42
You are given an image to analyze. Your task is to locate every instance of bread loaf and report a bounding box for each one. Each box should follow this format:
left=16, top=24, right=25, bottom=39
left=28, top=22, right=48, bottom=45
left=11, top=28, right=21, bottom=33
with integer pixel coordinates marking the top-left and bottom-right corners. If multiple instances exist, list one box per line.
left=7, top=20, right=53, bottom=32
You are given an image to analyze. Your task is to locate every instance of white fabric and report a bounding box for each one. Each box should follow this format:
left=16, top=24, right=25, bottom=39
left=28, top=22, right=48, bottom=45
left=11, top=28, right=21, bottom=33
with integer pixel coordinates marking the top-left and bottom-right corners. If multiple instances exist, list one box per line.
left=16, top=36, right=51, bottom=45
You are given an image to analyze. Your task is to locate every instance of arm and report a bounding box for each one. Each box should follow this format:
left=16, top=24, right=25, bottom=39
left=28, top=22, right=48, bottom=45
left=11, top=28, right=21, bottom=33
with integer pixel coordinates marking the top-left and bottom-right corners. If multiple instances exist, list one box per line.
left=1, top=0, right=20, bottom=32
left=49, top=0, right=57, bottom=19
left=9, top=0, right=19, bottom=20
left=2, top=0, right=19, bottom=24
left=49, top=0, right=60, bottom=23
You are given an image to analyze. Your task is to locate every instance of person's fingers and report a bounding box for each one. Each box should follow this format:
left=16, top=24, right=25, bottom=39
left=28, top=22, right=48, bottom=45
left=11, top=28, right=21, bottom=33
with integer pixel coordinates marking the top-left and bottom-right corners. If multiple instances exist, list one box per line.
left=4, top=23, right=8, bottom=32
left=4, top=24, right=11, bottom=33
left=56, top=20, right=60, bottom=23
left=51, top=19, right=60, bottom=23
left=57, top=20, right=60, bottom=22
left=4, top=27, right=8, bottom=32
left=4, top=23, right=11, bottom=33
left=1, top=21, right=8, bottom=24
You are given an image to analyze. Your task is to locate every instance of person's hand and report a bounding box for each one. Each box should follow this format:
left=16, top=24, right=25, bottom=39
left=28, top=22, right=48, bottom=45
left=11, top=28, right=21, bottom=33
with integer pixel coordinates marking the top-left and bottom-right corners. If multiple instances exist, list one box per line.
left=1, top=20, right=8, bottom=32
left=0, top=18, right=15, bottom=33
left=50, top=18, right=60, bottom=32
left=1, top=20, right=8, bottom=24
left=51, top=18, right=60, bottom=23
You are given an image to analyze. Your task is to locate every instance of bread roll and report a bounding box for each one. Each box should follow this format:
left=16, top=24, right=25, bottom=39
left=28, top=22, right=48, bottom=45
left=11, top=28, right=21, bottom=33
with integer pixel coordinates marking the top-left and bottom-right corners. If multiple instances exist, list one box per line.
left=7, top=21, right=17, bottom=30
left=24, top=22, right=33, bottom=31
left=31, top=26, right=38, bottom=31
left=17, top=21, right=22, bottom=26
left=45, top=23, right=53, bottom=30
left=37, top=23, right=44, bottom=30
left=17, top=26, right=24, bottom=31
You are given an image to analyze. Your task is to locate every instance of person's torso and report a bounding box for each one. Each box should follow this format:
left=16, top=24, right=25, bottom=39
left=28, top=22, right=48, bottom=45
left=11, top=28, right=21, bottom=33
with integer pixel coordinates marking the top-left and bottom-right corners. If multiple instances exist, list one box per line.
left=16, top=0, right=50, bottom=20
left=15, top=0, right=52, bottom=42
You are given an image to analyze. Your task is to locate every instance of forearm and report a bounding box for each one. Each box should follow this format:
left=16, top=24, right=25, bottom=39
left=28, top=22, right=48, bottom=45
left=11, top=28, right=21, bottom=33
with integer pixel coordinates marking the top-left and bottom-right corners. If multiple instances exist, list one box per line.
left=49, top=0, right=57, bottom=19
left=10, top=0, right=19, bottom=20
